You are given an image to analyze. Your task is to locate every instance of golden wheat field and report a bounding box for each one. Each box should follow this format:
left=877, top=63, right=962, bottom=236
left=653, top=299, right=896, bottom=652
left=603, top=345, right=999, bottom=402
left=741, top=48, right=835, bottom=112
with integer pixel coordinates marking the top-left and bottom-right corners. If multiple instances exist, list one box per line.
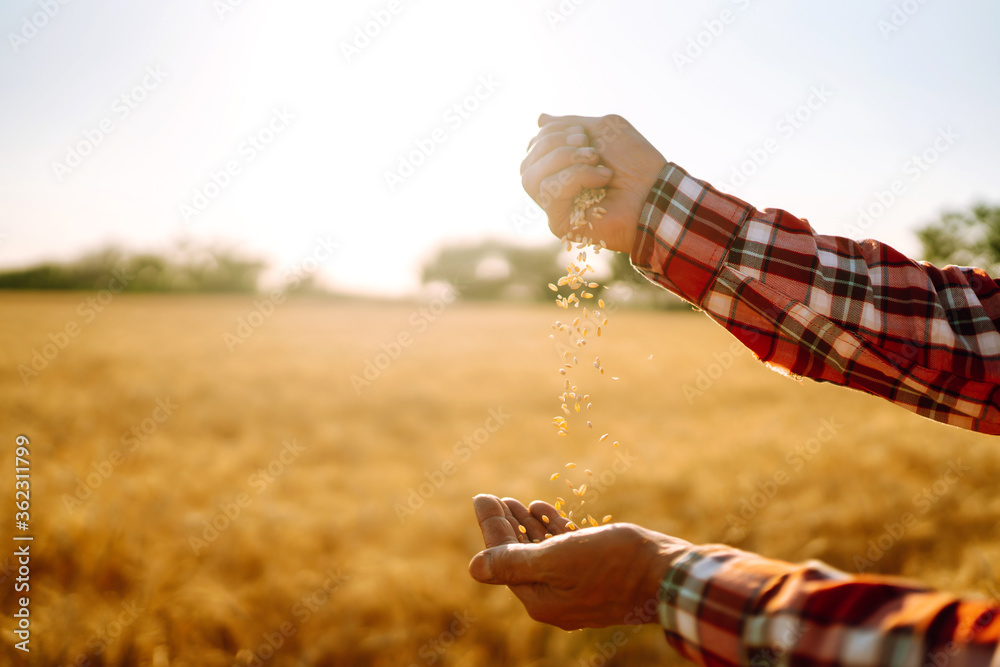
left=3, top=291, right=1000, bottom=666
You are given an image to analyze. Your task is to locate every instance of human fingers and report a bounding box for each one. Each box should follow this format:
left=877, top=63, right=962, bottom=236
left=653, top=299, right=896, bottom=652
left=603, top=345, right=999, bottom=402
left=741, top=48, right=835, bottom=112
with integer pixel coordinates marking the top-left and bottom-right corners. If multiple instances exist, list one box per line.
left=527, top=121, right=585, bottom=154
left=500, top=495, right=531, bottom=543
left=527, top=500, right=570, bottom=534
left=539, top=113, right=626, bottom=143
left=521, top=142, right=605, bottom=198
left=535, top=164, right=613, bottom=209
left=472, top=494, right=520, bottom=549
left=501, top=497, right=549, bottom=543
left=521, top=132, right=597, bottom=176
left=538, top=113, right=605, bottom=129
left=469, top=541, right=546, bottom=587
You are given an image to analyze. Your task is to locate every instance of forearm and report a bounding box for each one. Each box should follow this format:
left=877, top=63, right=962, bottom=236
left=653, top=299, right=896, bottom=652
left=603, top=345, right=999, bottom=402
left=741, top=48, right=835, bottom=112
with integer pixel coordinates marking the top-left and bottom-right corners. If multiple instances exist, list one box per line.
left=631, top=163, right=1000, bottom=434
left=658, top=545, right=1000, bottom=666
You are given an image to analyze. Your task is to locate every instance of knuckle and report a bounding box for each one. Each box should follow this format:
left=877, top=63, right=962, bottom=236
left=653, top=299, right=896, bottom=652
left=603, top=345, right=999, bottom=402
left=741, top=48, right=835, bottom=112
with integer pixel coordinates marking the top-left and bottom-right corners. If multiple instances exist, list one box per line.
left=554, top=144, right=578, bottom=163
left=602, top=114, right=627, bottom=130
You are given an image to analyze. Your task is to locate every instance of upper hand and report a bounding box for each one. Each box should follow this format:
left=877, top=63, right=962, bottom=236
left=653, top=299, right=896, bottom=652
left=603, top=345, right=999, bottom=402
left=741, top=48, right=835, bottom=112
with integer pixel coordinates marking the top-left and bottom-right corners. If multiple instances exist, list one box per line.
left=468, top=494, right=692, bottom=630
left=520, top=114, right=667, bottom=255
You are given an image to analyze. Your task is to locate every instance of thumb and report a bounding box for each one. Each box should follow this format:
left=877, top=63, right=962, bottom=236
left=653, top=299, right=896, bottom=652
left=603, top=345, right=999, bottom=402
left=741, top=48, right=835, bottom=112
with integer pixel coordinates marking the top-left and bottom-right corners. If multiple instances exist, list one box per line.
left=469, top=545, right=538, bottom=585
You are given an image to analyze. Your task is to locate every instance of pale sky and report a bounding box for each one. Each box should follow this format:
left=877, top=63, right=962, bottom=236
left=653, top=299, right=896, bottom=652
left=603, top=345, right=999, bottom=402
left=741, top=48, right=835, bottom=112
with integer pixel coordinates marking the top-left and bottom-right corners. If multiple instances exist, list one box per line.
left=1, top=0, right=998, bottom=295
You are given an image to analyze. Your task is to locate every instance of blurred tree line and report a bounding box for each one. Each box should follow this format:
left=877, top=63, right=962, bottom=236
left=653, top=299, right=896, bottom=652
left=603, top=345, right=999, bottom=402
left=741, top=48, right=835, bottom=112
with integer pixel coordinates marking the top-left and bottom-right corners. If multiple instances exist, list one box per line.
left=3, top=200, right=994, bottom=297
left=916, top=203, right=1000, bottom=275
left=420, top=239, right=685, bottom=309
left=0, top=244, right=276, bottom=293
left=419, top=200, right=1000, bottom=307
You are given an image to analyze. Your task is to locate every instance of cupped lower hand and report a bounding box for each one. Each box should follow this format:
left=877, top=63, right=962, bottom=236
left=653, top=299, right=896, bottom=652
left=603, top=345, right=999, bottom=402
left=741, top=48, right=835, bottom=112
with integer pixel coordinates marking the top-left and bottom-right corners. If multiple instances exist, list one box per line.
left=468, top=494, right=691, bottom=630
left=520, top=114, right=667, bottom=255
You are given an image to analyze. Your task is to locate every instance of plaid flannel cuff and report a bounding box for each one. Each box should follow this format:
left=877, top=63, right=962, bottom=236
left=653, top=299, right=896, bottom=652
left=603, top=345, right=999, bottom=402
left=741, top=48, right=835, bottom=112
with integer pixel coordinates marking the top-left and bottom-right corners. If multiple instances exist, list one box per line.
left=658, top=545, right=800, bottom=667
left=631, top=162, right=752, bottom=307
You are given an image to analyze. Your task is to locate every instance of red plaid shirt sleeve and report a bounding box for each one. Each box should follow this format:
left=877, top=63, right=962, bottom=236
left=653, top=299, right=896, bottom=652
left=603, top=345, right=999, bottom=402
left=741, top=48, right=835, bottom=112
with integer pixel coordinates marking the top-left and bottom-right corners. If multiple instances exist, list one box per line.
left=631, top=163, right=1000, bottom=665
left=659, top=545, right=1000, bottom=666
left=631, top=163, right=1000, bottom=435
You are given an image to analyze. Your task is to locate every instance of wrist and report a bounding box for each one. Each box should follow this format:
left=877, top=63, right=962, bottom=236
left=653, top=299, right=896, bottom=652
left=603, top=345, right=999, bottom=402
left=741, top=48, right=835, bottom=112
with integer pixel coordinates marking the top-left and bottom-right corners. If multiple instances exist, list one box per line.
left=637, top=534, right=694, bottom=621
left=628, top=161, right=672, bottom=263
